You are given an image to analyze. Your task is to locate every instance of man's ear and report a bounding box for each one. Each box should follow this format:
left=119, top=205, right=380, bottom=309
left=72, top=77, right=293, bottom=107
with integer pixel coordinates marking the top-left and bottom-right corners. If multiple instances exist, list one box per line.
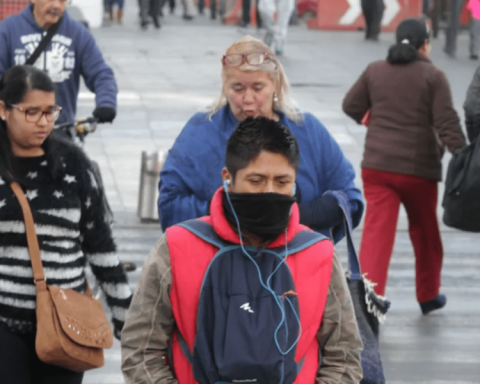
left=0, top=101, right=7, bottom=120
left=221, top=167, right=231, bottom=183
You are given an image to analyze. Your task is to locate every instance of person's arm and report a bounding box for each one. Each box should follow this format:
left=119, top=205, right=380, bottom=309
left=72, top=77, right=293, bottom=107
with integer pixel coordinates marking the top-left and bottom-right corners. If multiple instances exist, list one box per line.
left=317, top=252, right=363, bottom=384
left=300, top=115, right=364, bottom=241
left=158, top=153, right=209, bottom=230
left=157, top=118, right=218, bottom=230
left=343, top=67, right=371, bottom=124
left=79, top=160, right=132, bottom=338
left=121, top=234, right=177, bottom=384
left=78, top=28, right=117, bottom=122
left=463, top=65, right=480, bottom=142
left=431, top=70, right=466, bottom=152
left=0, top=22, right=12, bottom=78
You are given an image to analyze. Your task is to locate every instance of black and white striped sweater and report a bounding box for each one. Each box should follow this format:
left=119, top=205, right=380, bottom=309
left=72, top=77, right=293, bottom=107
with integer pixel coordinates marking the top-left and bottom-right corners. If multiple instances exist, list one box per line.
left=0, top=151, right=132, bottom=334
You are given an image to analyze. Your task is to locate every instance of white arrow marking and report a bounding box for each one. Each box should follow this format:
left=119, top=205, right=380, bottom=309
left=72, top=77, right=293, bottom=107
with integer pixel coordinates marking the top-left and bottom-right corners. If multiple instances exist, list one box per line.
left=339, top=0, right=362, bottom=25
left=382, top=0, right=401, bottom=26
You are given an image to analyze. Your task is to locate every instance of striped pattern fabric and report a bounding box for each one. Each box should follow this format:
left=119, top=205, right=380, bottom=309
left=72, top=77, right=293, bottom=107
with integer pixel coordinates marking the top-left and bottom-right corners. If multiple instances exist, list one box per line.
left=0, top=154, right=132, bottom=333
left=0, top=0, right=29, bottom=22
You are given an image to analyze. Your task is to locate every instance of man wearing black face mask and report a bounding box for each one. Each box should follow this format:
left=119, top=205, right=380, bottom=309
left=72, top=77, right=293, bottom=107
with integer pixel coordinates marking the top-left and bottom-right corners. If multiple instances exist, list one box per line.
left=121, top=118, right=363, bottom=384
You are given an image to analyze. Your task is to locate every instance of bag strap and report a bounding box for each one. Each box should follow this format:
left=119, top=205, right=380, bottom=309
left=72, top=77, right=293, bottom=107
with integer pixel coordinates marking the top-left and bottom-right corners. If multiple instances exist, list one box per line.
left=10, top=182, right=47, bottom=285
left=25, top=19, right=62, bottom=66
left=177, top=220, right=233, bottom=249
left=323, top=191, right=361, bottom=281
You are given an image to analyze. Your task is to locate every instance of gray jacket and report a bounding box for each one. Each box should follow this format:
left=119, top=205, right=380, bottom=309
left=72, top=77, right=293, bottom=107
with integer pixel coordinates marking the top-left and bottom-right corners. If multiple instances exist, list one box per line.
left=121, top=234, right=363, bottom=384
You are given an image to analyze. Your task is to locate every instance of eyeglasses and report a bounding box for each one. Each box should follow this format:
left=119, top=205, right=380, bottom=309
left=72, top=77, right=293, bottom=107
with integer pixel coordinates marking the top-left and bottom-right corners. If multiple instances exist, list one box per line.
left=222, top=52, right=273, bottom=67
left=10, top=105, right=62, bottom=123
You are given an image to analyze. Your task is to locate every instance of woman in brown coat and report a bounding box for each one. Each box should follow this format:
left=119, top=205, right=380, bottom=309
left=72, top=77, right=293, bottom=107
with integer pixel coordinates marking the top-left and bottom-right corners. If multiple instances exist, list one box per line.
left=343, top=18, right=466, bottom=315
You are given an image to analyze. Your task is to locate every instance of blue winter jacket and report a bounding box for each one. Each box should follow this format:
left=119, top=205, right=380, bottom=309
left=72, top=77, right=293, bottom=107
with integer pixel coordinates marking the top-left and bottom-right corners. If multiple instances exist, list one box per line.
left=158, top=105, right=364, bottom=243
left=0, top=6, right=117, bottom=125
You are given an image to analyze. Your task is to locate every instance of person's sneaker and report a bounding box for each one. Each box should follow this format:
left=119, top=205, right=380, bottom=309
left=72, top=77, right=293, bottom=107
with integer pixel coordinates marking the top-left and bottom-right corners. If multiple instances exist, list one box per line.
left=420, top=294, right=447, bottom=315
left=471, top=54, right=479, bottom=60
left=152, top=15, right=161, bottom=29
left=443, top=47, right=455, bottom=58
left=183, top=14, right=194, bottom=20
left=275, top=46, right=284, bottom=56
left=264, top=32, right=273, bottom=47
left=141, top=20, right=149, bottom=29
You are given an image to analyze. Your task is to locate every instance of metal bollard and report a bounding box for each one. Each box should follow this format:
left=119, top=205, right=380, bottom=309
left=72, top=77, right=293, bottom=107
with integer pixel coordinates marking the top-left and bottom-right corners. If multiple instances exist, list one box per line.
left=137, top=151, right=167, bottom=222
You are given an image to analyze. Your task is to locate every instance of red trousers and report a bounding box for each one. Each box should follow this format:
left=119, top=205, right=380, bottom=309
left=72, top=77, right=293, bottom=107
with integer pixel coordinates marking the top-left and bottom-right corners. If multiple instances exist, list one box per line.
left=359, top=168, right=443, bottom=303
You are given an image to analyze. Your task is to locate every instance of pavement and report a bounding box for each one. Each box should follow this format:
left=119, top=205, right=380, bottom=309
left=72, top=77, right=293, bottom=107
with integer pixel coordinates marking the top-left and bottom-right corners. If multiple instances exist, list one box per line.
left=79, top=2, right=480, bottom=383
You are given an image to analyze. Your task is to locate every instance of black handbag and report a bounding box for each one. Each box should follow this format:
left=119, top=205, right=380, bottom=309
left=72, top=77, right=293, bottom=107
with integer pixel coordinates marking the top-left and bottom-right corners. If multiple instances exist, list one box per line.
left=443, top=136, right=480, bottom=232
left=325, top=191, right=390, bottom=384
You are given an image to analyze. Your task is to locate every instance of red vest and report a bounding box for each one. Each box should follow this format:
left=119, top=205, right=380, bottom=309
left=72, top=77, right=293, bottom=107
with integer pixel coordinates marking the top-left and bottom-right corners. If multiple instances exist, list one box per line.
left=166, top=188, right=334, bottom=384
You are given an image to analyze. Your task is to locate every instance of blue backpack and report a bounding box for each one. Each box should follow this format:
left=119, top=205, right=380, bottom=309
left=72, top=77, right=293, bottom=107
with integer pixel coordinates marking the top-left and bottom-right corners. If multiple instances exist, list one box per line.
left=174, top=220, right=327, bottom=384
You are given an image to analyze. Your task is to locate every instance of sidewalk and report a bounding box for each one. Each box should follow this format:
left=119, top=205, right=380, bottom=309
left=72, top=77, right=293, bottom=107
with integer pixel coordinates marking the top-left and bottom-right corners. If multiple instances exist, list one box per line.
left=80, top=1, right=479, bottom=232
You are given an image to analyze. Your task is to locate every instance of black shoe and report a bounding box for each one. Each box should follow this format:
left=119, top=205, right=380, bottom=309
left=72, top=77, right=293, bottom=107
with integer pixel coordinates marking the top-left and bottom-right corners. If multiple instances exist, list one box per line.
left=420, top=294, right=447, bottom=315
left=443, top=47, right=455, bottom=58
left=211, top=12, right=216, bottom=20
left=141, top=20, right=149, bottom=29
left=471, top=54, right=479, bottom=60
left=152, top=15, right=161, bottom=28
left=169, top=7, right=175, bottom=14
left=183, top=14, right=194, bottom=20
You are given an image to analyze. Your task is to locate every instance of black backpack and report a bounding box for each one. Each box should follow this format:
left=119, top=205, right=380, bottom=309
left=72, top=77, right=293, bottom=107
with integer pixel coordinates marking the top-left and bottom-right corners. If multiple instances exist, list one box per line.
left=443, top=136, right=480, bottom=232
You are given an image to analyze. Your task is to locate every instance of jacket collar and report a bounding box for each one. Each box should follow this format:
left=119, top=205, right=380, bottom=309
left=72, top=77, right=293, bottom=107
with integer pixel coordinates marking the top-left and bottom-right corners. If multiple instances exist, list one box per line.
left=209, top=187, right=301, bottom=248
left=418, top=53, right=431, bottom=64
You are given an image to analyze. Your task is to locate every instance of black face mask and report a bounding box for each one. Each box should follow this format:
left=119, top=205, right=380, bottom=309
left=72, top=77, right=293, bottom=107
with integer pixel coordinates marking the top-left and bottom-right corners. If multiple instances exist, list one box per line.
left=223, top=190, right=296, bottom=241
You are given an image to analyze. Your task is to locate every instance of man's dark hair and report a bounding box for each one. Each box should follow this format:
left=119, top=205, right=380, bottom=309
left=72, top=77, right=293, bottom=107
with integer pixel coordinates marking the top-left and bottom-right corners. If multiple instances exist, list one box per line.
left=225, top=117, right=299, bottom=180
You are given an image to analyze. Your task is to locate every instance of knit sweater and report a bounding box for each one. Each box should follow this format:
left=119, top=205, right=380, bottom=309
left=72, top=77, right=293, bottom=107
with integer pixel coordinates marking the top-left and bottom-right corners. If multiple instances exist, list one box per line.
left=0, top=149, right=132, bottom=334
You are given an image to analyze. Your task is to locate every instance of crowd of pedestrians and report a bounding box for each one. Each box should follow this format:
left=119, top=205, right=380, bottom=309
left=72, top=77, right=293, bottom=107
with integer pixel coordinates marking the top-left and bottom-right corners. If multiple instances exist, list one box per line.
left=0, top=1, right=479, bottom=384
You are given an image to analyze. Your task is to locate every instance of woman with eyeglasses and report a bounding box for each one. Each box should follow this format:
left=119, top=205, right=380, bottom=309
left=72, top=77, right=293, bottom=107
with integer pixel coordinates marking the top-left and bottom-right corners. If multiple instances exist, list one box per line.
left=0, top=65, right=132, bottom=383
left=343, top=19, right=466, bottom=315
left=158, top=35, right=364, bottom=243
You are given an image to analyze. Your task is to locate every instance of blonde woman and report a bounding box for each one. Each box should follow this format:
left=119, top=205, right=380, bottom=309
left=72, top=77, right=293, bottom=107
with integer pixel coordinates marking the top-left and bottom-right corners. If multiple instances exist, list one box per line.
left=158, top=36, right=364, bottom=243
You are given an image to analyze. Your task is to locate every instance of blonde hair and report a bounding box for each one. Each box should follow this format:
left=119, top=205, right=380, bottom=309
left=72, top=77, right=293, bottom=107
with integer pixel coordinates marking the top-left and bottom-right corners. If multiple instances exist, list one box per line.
left=208, top=35, right=302, bottom=122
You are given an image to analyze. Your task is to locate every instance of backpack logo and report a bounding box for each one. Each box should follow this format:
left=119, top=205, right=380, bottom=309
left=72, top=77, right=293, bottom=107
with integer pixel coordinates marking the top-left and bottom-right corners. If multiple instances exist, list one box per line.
left=240, top=303, right=254, bottom=313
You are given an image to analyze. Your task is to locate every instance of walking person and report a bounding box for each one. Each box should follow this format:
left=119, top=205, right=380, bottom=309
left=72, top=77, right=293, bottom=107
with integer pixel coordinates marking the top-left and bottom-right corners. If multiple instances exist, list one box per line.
left=258, top=0, right=295, bottom=54
left=106, top=0, right=125, bottom=23
left=0, top=65, right=132, bottom=382
left=468, top=0, right=480, bottom=59
left=361, top=0, right=385, bottom=41
left=343, top=18, right=466, bottom=314
left=444, top=0, right=466, bottom=57
left=139, top=0, right=161, bottom=28
left=158, top=35, right=364, bottom=242
left=122, top=117, right=363, bottom=384
left=0, top=0, right=118, bottom=126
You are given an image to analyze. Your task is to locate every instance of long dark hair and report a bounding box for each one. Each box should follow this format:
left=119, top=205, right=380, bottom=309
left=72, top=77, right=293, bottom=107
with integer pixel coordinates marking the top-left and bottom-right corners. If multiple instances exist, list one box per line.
left=387, top=18, right=430, bottom=65
left=0, top=65, right=68, bottom=184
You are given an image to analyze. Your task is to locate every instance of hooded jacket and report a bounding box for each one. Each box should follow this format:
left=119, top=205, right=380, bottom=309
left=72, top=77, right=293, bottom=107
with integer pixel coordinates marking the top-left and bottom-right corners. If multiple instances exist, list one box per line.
left=0, top=5, right=117, bottom=125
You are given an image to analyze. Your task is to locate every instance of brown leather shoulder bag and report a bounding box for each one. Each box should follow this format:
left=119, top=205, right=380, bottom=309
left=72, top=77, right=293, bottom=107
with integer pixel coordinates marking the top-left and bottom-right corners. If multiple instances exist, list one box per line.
left=10, top=181, right=113, bottom=372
